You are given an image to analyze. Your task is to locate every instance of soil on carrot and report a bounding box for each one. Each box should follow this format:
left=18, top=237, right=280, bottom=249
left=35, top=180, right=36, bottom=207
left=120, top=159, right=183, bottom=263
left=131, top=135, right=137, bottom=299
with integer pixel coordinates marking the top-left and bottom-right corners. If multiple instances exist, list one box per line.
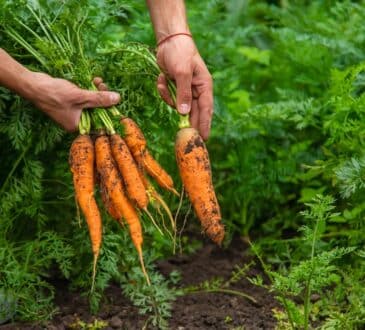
left=0, top=237, right=279, bottom=330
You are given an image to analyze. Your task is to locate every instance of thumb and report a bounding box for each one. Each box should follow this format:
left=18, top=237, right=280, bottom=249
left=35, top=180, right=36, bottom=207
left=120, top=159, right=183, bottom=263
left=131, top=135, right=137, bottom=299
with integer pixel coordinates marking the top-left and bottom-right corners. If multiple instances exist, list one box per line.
left=81, top=90, right=120, bottom=108
left=175, top=69, right=192, bottom=115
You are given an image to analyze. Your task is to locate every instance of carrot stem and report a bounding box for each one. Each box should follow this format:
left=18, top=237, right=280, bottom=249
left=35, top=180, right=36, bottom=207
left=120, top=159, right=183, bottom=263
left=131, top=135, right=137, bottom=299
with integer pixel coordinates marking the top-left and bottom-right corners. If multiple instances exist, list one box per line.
left=178, top=115, right=190, bottom=129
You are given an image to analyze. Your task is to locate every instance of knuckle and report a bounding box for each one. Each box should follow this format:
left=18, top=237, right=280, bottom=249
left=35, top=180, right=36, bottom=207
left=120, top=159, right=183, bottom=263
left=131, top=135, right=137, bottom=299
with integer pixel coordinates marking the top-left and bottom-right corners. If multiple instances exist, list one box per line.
left=175, top=67, right=190, bottom=77
left=206, top=74, right=213, bottom=88
left=201, top=120, right=211, bottom=130
left=180, top=89, right=192, bottom=100
left=74, top=91, right=86, bottom=103
left=95, top=92, right=105, bottom=105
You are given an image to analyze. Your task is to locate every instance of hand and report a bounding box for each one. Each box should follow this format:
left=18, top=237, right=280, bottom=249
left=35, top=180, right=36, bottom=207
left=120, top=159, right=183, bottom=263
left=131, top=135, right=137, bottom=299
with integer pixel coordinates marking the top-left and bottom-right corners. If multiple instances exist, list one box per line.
left=24, top=72, right=120, bottom=132
left=156, top=35, right=213, bottom=140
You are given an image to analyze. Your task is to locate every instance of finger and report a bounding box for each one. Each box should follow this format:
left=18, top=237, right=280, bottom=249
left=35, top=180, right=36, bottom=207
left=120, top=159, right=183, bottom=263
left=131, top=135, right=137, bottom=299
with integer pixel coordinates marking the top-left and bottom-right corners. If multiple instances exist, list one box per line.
left=189, top=99, right=199, bottom=130
left=81, top=90, right=120, bottom=108
left=157, top=74, right=174, bottom=107
left=175, top=67, right=192, bottom=115
left=93, top=77, right=103, bottom=87
left=192, top=88, right=199, bottom=99
left=93, top=77, right=109, bottom=92
left=97, top=83, right=108, bottom=91
left=197, top=90, right=213, bottom=141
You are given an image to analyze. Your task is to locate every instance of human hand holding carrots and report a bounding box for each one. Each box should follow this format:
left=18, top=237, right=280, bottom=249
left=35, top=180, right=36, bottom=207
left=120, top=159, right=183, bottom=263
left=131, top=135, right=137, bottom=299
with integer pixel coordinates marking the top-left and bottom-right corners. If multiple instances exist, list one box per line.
left=155, top=37, right=214, bottom=141
left=145, top=0, right=214, bottom=141
left=0, top=48, right=121, bottom=132
left=93, top=77, right=224, bottom=245
left=24, top=72, right=120, bottom=131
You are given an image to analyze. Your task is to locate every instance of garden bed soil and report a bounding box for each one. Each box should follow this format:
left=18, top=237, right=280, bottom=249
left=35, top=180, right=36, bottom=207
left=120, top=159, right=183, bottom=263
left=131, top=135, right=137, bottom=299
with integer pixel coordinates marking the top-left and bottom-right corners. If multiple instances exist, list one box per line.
left=0, top=237, right=279, bottom=329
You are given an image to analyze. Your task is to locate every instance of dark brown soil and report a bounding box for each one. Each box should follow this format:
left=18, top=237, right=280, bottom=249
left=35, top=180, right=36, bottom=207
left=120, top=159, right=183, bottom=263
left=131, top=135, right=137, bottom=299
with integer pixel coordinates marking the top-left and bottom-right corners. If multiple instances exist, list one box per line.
left=0, top=238, right=279, bottom=330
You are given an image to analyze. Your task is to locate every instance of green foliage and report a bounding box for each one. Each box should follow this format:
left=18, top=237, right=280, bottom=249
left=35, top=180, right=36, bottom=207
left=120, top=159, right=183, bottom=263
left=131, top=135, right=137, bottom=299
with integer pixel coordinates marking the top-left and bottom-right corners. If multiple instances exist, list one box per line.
left=121, top=267, right=181, bottom=330
left=183, top=261, right=258, bottom=306
left=2, top=0, right=365, bottom=328
left=0, top=0, right=176, bottom=323
left=253, top=195, right=358, bottom=329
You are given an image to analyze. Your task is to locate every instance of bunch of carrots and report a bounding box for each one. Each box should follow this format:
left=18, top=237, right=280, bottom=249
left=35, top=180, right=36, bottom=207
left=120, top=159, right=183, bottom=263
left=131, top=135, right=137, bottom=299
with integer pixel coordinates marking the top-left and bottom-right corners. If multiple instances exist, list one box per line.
left=3, top=4, right=225, bottom=289
left=69, top=102, right=180, bottom=289
left=69, top=82, right=225, bottom=289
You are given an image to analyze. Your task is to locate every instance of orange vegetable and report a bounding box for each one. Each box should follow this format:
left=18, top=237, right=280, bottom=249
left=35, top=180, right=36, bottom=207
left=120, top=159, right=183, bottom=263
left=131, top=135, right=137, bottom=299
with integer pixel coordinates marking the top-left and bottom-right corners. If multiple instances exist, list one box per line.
left=69, top=134, right=102, bottom=289
left=95, top=135, right=150, bottom=285
left=99, top=178, right=122, bottom=223
left=120, top=117, right=146, bottom=155
left=121, top=117, right=178, bottom=196
left=134, top=150, right=178, bottom=196
left=110, top=133, right=148, bottom=209
left=175, top=127, right=224, bottom=245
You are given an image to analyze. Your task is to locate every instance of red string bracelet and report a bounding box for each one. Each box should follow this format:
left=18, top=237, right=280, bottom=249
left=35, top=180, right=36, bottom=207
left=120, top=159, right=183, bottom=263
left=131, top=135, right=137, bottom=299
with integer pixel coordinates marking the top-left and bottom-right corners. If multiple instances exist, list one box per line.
left=157, top=32, right=193, bottom=47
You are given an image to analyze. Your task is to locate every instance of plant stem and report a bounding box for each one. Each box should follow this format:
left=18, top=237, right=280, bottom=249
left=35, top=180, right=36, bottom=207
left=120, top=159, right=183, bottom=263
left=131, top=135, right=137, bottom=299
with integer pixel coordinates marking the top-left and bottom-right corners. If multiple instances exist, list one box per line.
left=186, top=288, right=258, bottom=305
left=304, top=216, right=322, bottom=330
left=249, top=239, right=296, bottom=329
left=178, top=115, right=190, bottom=129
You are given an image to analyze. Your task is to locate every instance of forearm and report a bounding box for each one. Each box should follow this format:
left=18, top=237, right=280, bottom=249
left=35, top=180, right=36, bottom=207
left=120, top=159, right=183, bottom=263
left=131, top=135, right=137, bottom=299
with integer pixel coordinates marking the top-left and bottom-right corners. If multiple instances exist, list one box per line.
left=0, top=48, right=34, bottom=98
left=146, top=0, right=190, bottom=41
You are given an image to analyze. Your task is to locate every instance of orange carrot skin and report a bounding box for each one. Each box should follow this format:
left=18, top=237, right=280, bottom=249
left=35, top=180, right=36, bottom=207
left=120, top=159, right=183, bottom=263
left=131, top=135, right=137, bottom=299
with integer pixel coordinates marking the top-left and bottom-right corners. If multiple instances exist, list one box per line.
left=110, top=134, right=148, bottom=209
left=95, top=135, right=143, bottom=250
left=69, top=135, right=102, bottom=256
left=134, top=150, right=175, bottom=193
left=175, top=128, right=224, bottom=245
left=121, top=117, right=177, bottom=195
left=120, top=117, right=146, bottom=154
left=99, top=179, right=122, bottom=222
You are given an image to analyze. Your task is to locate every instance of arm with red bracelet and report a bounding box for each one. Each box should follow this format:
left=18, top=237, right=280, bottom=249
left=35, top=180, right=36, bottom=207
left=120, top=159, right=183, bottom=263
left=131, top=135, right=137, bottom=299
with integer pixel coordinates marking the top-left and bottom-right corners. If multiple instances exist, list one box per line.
left=146, top=0, right=213, bottom=141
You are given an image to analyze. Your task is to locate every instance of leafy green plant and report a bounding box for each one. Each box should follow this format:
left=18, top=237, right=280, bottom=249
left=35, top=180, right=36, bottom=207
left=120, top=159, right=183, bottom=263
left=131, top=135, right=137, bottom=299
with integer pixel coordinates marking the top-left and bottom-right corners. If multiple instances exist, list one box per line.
left=251, top=195, right=356, bottom=329
left=121, top=264, right=182, bottom=330
left=183, top=261, right=257, bottom=305
left=0, top=0, right=177, bottom=322
left=2, top=0, right=365, bottom=328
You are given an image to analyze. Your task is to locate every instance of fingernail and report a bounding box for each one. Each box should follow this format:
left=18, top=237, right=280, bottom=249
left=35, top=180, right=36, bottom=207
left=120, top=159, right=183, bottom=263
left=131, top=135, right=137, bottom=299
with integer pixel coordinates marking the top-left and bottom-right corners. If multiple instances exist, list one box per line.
left=179, top=103, right=190, bottom=114
left=110, top=92, right=120, bottom=103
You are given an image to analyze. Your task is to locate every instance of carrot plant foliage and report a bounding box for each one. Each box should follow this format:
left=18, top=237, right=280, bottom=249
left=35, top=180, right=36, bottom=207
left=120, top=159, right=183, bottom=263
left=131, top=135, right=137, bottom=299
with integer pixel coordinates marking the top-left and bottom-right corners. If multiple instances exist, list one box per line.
left=1, top=0, right=365, bottom=328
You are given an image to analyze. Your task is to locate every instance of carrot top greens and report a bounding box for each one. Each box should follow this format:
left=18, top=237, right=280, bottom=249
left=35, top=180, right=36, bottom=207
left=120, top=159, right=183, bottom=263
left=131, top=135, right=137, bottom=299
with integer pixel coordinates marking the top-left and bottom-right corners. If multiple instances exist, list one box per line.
left=2, top=1, right=365, bottom=329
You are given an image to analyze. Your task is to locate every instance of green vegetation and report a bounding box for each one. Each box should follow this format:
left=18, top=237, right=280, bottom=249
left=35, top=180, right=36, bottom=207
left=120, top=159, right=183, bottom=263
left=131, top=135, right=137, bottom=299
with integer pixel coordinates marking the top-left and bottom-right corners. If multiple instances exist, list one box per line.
left=1, top=0, right=365, bottom=329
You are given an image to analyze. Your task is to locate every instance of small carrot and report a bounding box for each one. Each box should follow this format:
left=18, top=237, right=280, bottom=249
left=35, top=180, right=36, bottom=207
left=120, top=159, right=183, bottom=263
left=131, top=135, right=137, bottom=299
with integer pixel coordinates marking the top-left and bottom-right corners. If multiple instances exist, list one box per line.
left=120, top=117, right=147, bottom=155
left=134, top=150, right=179, bottom=196
left=121, top=117, right=178, bottom=196
left=95, top=135, right=150, bottom=285
left=110, top=133, right=148, bottom=209
left=175, top=127, right=224, bottom=245
left=69, top=134, right=102, bottom=290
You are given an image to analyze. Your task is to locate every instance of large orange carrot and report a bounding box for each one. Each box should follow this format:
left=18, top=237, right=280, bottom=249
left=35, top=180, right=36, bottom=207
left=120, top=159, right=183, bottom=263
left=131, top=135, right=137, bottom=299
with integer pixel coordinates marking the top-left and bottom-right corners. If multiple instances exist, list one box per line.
left=95, top=135, right=150, bottom=285
left=175, top=127, right=224, bottom=245
left=110, top=133, right=148, bottom=209
left=69, top=134, right=102, bottom=288
left=121, top=117, right=178, bottom=196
